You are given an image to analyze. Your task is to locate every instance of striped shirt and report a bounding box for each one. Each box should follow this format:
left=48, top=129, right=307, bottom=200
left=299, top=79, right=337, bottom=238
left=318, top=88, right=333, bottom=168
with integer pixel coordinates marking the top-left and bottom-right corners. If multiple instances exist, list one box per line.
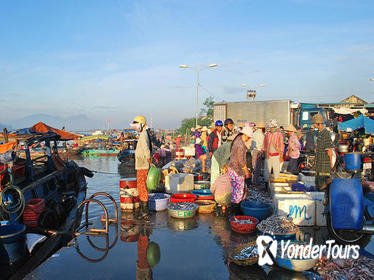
left=263, top=130, right=284, bottom=159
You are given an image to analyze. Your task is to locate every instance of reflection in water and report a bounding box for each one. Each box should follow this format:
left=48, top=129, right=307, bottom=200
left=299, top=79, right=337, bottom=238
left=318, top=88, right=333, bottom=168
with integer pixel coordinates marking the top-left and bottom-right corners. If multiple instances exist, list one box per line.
left=228, top=262, right=267, bottom=280
left=167, top=216, right=198, bottom=232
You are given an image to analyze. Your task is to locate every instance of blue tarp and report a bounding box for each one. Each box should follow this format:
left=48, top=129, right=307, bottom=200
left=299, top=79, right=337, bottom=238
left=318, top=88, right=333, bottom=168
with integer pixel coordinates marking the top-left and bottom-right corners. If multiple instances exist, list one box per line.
left=338, top=115, right=374, bottom=135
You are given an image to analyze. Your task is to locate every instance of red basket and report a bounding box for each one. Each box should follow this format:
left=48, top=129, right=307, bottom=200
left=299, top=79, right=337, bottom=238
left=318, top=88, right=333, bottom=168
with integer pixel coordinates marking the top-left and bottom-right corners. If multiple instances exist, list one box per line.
left=230, top=215, right=258, bottom=234
left=170, top=193, right=197, bottom=203
left=197, top=195, right=214, bottom=200
left=23, top=199, right=45, bottom=227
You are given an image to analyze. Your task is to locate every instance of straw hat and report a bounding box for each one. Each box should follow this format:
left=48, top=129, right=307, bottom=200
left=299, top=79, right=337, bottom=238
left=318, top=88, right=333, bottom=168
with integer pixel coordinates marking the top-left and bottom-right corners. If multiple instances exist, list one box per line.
left=202, top=126, right=208, bottom=131
left=257, top=120, right=266, bottom=128
left=241, top=126, right=253, bottom=138
left=196, top=125, right=202, bottom=130
left=268, top=119, right=278, bottom=128
left=311, top=114, right=324, bottom=124
left=285, top=124, right=297, bottom=133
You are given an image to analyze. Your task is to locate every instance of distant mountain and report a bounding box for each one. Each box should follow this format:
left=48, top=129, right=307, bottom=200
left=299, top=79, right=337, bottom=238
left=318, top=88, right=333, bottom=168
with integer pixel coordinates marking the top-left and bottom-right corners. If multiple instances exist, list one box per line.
left=9, top=114, right=102, bottom=130
left=0, top=123, right=12, bottom=130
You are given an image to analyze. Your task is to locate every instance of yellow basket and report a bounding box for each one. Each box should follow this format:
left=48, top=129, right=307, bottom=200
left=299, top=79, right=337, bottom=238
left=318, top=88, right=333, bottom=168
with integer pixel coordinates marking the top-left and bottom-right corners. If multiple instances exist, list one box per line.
left=194, top=200, right=216, bottom=214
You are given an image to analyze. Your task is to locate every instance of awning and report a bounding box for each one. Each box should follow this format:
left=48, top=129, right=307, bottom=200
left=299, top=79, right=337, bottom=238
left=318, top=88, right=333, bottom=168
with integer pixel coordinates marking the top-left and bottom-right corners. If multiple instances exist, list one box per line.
left=338, top=115, right=374, bottom=135
left=332, top=107, right=368, bottom=115
left=30, top=122, right=80, bottom=140
left=0, top=141, right=18, bottom=154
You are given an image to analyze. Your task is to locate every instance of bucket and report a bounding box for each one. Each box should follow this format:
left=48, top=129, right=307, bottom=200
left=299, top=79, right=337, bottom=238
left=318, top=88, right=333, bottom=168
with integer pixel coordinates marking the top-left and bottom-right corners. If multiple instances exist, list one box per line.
left=0, top=224, right=27, bottom=264
left=175, top=149, right=184, bottom=161
left=343, top=152, right=362, bottom=171
left=330, top=178, right=364, bottom=230
left=170, top=193, right=197, bottom=203
left=120, top=178, right=137, bottom=189
left=23, top=199, right=45, bottom=227
left=148, top=193, right=171, bottom=211
left=119, top=178, right=140, bottom=211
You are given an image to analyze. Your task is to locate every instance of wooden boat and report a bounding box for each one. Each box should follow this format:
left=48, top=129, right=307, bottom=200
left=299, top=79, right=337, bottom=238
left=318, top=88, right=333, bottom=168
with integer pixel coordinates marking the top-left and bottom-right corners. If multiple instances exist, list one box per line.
left=81, top=148, right=121, bottom=156
left=0, top=123, right=93, bottom=278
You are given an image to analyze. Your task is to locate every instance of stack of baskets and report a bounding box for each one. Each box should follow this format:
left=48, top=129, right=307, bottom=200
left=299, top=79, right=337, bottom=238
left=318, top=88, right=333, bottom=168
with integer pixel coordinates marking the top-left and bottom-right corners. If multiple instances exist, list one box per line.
left=23, top=199, right=45, bottom=227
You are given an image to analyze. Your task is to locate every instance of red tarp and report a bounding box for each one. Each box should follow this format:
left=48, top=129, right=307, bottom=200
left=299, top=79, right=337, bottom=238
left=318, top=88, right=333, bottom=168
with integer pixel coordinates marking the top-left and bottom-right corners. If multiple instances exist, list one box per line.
left=0, top=141, right=17, bottom=154
left=31, top=122, right=80, bottom=140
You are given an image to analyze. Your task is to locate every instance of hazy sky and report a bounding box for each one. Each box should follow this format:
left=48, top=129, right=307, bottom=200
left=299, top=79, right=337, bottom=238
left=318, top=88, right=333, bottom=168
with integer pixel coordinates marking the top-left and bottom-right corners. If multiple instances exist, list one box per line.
left=1, top=0, right=374, bottom=129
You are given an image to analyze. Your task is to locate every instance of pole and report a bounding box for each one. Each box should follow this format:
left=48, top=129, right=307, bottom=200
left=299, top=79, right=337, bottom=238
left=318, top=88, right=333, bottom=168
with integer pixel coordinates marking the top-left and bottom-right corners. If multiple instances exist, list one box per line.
left=196, top=71, right=199, bottom=127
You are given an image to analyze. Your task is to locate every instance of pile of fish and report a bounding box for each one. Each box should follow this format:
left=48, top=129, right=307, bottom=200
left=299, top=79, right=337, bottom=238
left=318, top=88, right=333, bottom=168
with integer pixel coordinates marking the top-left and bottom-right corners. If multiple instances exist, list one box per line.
left=314, top=254, right=374, bottom=280
left=232, top=217, right=254, bottom=224
left=257, top=215, right=299, bottom=234
left=245, top=188, right=273, bottom=204
left=149, top=194, right=167, bottom=200
left=168, top=202, right=197, bottom=211
left=234, top=245, right=258, bottom=261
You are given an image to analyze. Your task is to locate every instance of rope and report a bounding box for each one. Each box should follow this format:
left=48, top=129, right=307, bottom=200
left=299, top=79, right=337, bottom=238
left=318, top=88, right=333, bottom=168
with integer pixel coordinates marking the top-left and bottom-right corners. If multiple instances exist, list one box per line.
left=0, top=185, right=25, bottom=221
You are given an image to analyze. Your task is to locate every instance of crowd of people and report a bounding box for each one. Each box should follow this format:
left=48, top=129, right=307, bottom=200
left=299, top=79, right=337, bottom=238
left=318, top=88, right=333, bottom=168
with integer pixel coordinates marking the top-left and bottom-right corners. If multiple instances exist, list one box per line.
left=129, top=113, right=346, bottom=218
left=190, top=114, right=335, bottom=215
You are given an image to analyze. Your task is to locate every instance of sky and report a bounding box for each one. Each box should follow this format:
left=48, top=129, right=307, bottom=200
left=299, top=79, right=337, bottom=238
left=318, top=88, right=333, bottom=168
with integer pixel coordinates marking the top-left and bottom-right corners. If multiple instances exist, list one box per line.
left=1, top=0, right=374, bottom=129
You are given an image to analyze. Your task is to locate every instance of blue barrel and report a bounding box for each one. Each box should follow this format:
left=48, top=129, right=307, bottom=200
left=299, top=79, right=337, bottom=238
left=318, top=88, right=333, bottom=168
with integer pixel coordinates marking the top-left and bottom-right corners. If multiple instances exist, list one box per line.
left=330, top=178, right=364, bottom=230
left=344, top=152, right=362, bottom=171
left=0, top=224, right=27, bottom=264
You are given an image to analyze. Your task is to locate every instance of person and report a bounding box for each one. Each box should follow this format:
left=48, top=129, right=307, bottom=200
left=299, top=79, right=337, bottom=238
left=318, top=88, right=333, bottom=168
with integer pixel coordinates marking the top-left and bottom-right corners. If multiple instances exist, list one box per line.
left=252, top=120, right=265, bottom=187
left=222, top=118, right=234, bottom=143
left=303, top=126, right=316, bottom=153
left=228, top=126, right=253, bottom=215
left=195, top=125, right=202, bottom=141
left=174, top=134, right=182, bottom=148
left=286, top=124, right=300, bottom=175
left=195, top=138, right=207, bottom=173
left=210, top=173, right=231, bottom=214
left=131, top=115, right=152, bottom=219
left=312, top=113, right=333, bottom=191
left=263, top=119, right=284, bottom=187
left=208, top=120, right=223, bottom=156
left=200, top=126, right=209, bottom=152
left=210, top=133, right=237, bottom=186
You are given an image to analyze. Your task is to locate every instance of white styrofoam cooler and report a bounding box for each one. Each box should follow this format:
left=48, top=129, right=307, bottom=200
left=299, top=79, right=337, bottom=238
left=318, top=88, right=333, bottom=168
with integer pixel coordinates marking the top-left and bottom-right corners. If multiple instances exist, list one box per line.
left=273, top=192, right=326, bottom=226
left=165, top=173, right=194, bottom=193
left=269, top=182, right=292, bottom=195
left=298, top=173, right=316, bottom=187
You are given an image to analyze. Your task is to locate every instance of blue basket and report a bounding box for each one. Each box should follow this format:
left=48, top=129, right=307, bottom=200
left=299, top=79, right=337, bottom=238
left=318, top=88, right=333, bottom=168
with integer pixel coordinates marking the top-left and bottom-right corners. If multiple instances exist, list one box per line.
left=192, top=189, right=213, bottom=196
left=0, top=223, right=27, bottom=264
left=240, top=201, right=272, bottom=221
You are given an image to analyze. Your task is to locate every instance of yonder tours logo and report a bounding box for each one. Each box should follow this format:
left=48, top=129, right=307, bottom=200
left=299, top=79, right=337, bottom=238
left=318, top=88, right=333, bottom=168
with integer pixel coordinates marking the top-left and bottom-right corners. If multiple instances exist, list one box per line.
left=256, top=235, right=360, bottom=266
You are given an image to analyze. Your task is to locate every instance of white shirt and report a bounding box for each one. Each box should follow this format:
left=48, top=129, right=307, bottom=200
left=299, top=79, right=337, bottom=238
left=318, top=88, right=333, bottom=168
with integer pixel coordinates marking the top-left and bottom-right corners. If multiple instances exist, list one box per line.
left=253, top=129, right=265, bottom=151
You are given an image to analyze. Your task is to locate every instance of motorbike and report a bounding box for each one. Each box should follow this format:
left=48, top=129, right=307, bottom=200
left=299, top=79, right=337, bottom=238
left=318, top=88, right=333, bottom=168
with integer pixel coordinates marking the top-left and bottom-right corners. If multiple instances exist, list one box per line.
left=325, top=152, right=374, bottom=246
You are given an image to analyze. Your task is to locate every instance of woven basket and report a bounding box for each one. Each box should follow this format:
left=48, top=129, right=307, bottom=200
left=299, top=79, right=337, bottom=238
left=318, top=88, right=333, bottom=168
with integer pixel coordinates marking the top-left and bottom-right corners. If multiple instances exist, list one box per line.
left=194, top=200, right=216, bottom=214
left=229, top=241, right=259, bottom=266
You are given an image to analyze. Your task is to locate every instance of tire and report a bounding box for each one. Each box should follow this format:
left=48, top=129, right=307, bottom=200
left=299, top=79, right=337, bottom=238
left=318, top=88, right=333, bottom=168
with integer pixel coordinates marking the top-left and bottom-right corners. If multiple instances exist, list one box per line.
left=326, top=212, right=372, bottom=247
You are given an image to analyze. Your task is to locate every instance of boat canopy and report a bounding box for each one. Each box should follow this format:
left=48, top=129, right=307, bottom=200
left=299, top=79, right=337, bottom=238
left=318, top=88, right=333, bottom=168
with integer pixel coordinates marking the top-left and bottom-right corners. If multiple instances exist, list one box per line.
left=0, top=122, right=80, bottom=142
left=0, top=141, right=18, bottom=153
left=18, top=122, right=80, bottom=140
left=338, top=115, right=374, bottom=135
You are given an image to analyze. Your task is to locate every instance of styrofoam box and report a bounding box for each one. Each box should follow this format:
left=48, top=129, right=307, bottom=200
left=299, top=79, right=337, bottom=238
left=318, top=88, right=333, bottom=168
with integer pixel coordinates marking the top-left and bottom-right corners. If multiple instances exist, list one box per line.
left=165, top=173, right=194, bottom=193
left=270, top=182, right=292, bottom=194
left=269, top=182, right=291, bottom=196
left=298, top=173, right=316, bottom=187
left=183, top=146, right=195, bottom=157
left=274, top=192, right=326, bottom=226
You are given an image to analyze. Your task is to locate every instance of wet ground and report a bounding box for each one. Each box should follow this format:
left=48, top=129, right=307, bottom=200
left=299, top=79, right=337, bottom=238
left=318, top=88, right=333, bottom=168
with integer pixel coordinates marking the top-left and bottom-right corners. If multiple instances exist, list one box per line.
left=25, top=157, right=374, bottom=280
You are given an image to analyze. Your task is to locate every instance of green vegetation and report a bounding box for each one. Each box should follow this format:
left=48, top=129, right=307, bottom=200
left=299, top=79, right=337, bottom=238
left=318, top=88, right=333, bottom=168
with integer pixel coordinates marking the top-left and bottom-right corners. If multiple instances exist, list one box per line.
left=177, top=97, right=215, bottom=135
